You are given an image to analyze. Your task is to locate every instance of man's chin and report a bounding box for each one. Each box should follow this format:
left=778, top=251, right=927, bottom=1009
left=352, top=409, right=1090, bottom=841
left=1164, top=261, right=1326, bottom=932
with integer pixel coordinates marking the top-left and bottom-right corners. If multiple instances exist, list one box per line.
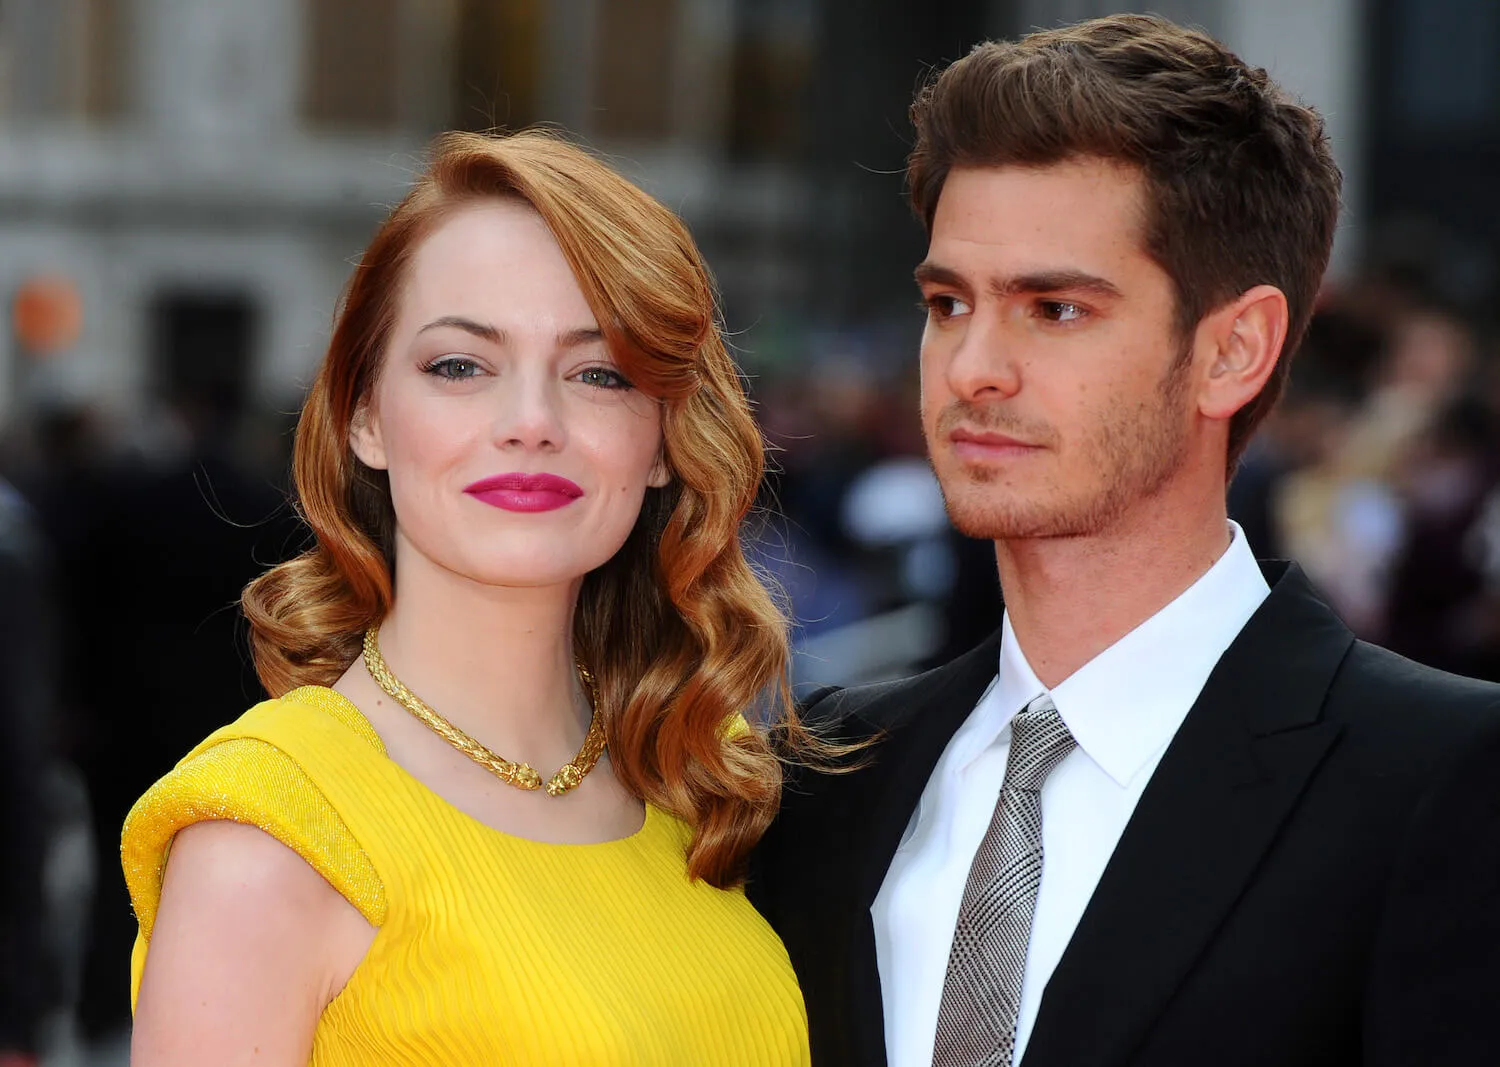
left=943, top=496, right=1095, bottom=541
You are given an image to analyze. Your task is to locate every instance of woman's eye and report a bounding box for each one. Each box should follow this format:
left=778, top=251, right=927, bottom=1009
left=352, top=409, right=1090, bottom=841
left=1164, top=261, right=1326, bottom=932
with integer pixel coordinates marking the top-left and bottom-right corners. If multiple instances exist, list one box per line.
left=425, top=356, right=481, bottom=380
left=923, top=294, right=973, bottom=320
left=575, top=366, right=632, bottom=390
left=1038, top=301, right=1086, bottom=323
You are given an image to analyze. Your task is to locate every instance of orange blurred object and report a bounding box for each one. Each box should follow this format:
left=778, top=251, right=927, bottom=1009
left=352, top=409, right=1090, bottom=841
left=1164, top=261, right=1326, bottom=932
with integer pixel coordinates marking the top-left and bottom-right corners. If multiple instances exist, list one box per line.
left=12, top=274, right=83, bottom=355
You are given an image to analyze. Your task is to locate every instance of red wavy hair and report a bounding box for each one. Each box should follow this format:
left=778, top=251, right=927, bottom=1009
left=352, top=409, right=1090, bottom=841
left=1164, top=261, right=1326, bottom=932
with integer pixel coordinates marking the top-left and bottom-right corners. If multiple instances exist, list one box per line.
left=243, top=130, right=795, bottom=886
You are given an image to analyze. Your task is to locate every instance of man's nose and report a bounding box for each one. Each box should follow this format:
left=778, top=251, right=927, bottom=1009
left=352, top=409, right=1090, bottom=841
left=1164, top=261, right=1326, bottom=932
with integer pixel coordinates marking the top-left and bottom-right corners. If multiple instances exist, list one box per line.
left=946, top=309, right=1022, bottom=401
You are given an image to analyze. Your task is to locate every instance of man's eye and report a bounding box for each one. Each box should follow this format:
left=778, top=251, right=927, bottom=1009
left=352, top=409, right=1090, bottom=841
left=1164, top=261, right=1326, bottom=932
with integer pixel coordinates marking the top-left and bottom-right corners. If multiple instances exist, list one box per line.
left=576, top=366, right=632, bottom=390
left=924, top=294, right=973, bottom=319
left=424, top=357, right=480, bottom=380
left=1039, top=301, right=1086, bottom=323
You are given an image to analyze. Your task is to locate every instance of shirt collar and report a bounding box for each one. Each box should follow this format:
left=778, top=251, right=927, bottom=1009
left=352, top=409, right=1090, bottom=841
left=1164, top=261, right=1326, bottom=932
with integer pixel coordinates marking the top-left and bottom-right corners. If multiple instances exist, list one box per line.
left=992, top=522, right=1270, bottom=787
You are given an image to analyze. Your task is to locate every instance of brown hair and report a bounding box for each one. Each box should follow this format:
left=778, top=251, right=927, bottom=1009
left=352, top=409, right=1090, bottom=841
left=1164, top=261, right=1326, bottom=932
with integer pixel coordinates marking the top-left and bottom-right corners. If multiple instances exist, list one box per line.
left=907, top=13, right=1342, bottom=467
left=244, top=130, right=795, bottom=886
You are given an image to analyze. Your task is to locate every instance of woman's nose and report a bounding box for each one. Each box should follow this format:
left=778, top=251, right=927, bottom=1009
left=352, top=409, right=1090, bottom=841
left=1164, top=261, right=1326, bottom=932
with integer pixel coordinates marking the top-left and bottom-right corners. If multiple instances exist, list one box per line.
left=492, top=371, right=566, bottom=451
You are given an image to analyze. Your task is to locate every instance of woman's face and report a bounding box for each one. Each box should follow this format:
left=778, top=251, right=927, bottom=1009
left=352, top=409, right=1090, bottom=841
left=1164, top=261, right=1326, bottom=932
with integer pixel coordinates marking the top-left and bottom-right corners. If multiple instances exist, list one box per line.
left=352, top=198, right=669, bottom=591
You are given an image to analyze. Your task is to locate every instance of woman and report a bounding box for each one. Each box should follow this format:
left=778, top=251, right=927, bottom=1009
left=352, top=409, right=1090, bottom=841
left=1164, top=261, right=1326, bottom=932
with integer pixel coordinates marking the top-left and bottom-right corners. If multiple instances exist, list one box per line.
left=122, top=130, right=811, bottom=1065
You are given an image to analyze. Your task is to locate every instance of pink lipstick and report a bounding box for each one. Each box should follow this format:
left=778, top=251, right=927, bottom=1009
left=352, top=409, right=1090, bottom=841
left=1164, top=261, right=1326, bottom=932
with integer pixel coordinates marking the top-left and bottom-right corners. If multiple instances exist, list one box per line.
left=464, top=472, right=584, bottom=513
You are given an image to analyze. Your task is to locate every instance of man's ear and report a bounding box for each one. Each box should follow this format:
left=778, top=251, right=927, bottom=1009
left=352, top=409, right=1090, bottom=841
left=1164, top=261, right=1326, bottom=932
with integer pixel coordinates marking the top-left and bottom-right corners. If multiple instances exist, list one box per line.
left=1196, top=284, right=1289, bottom=422
left=349, top=399, right=388, bottom=470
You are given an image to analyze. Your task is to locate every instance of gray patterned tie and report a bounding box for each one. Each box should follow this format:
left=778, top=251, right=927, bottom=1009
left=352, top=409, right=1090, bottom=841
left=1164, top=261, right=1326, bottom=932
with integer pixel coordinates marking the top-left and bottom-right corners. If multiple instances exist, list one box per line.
left=932, top=695, right=1077, bottom=1067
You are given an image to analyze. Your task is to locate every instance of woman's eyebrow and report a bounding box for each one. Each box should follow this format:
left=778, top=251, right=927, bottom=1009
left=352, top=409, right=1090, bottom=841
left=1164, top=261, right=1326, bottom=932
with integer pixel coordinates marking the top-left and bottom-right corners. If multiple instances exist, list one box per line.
left=416, top=315, right=503, bottom=343
left=558, top=327, right=604, bottom=348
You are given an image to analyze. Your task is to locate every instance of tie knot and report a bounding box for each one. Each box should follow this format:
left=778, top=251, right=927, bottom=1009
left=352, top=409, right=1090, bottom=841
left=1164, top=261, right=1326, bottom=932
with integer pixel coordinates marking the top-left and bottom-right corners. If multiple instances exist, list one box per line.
left=1004, top=696, right=1076, bottom=792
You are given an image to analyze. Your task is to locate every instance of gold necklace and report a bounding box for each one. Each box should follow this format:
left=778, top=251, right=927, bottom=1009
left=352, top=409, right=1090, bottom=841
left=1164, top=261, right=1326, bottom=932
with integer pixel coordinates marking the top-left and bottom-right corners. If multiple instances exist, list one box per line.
left=361, top=628, right=606, bottom=797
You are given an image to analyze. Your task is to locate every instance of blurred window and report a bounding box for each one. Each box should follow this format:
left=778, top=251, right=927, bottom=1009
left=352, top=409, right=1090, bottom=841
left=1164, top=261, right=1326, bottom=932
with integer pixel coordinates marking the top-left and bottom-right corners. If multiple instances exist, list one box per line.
left=303, top=0, right=401, bottom=130
left=1370, top=0, right=1500, bottom=307
left=149, top=290, right=260, bottom=422
left=1390, top=0, right=1500, bottom=133
left=727, top=0, right=814, bottom=161
left=0, top=0, right=125, bottom=122
left=452, top=0, right=544, bottom=131
left=592, top=0, right=678, bottom=139
left=80, top=0, right=126, bottom=120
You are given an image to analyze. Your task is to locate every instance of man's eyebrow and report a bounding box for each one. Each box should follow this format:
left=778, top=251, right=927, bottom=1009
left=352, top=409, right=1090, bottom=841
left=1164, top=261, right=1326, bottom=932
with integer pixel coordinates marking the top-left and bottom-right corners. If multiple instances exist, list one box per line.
left=914, top=262, right=968, bottom=289
left=417, top=315, right=503, bottom=343
left=993, top=270, right=1124, bottom=299
left=914, top=263, right=1124, bottom=300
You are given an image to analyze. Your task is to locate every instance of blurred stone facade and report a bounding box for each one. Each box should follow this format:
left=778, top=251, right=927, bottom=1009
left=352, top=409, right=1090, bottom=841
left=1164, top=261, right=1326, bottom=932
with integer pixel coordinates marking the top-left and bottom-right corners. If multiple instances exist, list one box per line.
left=0, top=0, right=1494, bottom=428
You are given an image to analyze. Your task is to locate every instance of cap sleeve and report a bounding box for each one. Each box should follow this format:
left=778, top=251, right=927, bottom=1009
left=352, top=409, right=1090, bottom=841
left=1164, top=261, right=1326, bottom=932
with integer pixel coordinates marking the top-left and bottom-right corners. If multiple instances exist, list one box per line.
left=122, top=735, right=387, bottom=944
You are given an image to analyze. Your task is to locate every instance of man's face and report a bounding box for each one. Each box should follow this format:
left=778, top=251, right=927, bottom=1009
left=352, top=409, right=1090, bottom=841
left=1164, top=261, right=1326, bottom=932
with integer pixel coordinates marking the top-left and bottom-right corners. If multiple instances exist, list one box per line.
left=918, top=159, right=1194, bottom=540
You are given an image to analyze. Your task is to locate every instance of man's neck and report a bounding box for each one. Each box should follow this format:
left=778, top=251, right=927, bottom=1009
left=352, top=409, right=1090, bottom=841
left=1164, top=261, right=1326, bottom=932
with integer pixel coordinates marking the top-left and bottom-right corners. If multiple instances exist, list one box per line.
left=994, top=490, right=1232, bottom=690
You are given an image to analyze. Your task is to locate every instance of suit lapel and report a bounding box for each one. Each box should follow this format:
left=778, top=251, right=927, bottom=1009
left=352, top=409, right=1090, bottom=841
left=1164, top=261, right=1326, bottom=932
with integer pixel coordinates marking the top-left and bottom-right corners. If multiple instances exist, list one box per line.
left=1022, top=563, right=1353, bottom=1067
left=842, top=631, right=1007, bottom=1065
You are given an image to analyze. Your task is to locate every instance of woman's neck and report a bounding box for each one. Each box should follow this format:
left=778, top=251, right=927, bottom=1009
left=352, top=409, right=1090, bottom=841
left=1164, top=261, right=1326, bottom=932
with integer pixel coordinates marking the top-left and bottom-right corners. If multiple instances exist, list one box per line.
left=367, top=547, right=591, bottom=759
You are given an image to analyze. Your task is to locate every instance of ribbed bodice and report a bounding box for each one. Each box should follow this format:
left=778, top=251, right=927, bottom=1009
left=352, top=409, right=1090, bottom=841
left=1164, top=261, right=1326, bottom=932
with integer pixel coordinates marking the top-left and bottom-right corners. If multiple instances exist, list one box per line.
left=122, top=686, right=810, bottom=1065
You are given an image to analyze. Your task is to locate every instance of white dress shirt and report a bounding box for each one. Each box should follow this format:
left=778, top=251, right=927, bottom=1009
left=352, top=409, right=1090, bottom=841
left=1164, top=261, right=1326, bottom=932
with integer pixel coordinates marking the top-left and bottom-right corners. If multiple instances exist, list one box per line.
left=872, top=524, right=1270, bottom=1066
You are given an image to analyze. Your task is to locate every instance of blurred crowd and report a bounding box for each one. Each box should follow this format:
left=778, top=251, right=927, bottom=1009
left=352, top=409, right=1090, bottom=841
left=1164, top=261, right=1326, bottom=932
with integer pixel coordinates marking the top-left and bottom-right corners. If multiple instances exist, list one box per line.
left=1, top=241, right=1499, bottom=1058
left=0, top=388, right=302, bottom=1057
left=1231, top=268, right=1500, bottom=682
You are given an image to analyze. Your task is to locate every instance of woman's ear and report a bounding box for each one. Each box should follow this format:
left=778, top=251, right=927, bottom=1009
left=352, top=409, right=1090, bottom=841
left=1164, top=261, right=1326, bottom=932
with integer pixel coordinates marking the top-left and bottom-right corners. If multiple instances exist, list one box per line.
left=349, top=400, right=388, bottom=470
left=647, top=448, right=672, bottom=489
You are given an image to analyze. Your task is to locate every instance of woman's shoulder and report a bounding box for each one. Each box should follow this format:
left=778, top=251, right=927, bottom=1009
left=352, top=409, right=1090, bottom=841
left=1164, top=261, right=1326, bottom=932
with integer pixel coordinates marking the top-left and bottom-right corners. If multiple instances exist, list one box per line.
left=128, top=815, right=374, bottom=1024
left=122, top=688, right=389, bottom=944
left=211, top=684, right=388, bottom=757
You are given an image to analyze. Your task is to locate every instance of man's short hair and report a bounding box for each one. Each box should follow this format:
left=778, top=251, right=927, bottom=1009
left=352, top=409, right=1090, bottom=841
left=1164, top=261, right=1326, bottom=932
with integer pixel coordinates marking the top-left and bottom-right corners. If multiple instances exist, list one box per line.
left=907, top=14, right=1342, bottom=467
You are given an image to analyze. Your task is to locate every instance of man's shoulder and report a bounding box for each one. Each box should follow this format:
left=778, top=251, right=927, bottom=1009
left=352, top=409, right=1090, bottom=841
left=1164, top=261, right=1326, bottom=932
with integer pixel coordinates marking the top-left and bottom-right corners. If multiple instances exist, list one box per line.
left=1321, top=639, right=1500, bottom=780
left=773, top=636, right=1003, bottom=831
left=1254, top=561, right=1499, bottom=722
left=797, top=631, right=1004, bottom=739
left=1332, top=639, right=1500, bottom=721
left=753, top=657, right=990, bottom=917
left=797, top=671, right=934, bottom=736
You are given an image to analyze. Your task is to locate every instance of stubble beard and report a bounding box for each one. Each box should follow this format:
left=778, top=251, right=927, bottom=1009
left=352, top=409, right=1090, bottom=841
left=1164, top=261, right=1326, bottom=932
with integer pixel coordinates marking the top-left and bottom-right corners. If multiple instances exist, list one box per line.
left=932, top=352, right=1193, bottom=541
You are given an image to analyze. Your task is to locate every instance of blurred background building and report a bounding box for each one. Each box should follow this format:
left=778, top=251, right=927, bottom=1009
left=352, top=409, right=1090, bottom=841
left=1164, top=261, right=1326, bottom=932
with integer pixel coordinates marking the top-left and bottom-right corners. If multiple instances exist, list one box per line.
left=0, top=0, right=1496, bottom=1062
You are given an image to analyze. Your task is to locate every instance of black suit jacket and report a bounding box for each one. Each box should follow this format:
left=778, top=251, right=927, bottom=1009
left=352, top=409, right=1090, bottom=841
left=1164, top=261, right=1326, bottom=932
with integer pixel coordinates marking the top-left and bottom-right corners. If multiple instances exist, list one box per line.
left=749, top=562, right=1500, bottom=1066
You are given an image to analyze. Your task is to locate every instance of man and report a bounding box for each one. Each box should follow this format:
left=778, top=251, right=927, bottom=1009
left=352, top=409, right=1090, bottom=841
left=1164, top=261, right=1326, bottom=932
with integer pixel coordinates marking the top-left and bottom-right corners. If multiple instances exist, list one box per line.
left=750, top=14, right=1500, bottom=1067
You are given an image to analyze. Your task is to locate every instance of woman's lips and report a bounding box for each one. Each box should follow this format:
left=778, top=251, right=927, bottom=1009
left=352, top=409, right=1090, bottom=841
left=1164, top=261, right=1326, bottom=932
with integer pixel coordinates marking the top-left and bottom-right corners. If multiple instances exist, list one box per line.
left=463, top=472, right=584, bottom=513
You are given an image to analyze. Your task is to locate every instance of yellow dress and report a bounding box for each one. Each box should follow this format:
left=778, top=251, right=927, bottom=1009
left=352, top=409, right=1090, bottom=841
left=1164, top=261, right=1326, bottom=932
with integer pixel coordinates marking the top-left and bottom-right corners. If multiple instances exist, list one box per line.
left=122, top=685, right=810, bottom=1065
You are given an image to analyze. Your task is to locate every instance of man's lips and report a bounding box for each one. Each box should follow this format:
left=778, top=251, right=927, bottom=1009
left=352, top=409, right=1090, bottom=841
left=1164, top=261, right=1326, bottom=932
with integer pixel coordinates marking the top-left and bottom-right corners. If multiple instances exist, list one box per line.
left=463, top=472, right=584, bottom=513
left=949, top=428, right=1044, bottom=461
